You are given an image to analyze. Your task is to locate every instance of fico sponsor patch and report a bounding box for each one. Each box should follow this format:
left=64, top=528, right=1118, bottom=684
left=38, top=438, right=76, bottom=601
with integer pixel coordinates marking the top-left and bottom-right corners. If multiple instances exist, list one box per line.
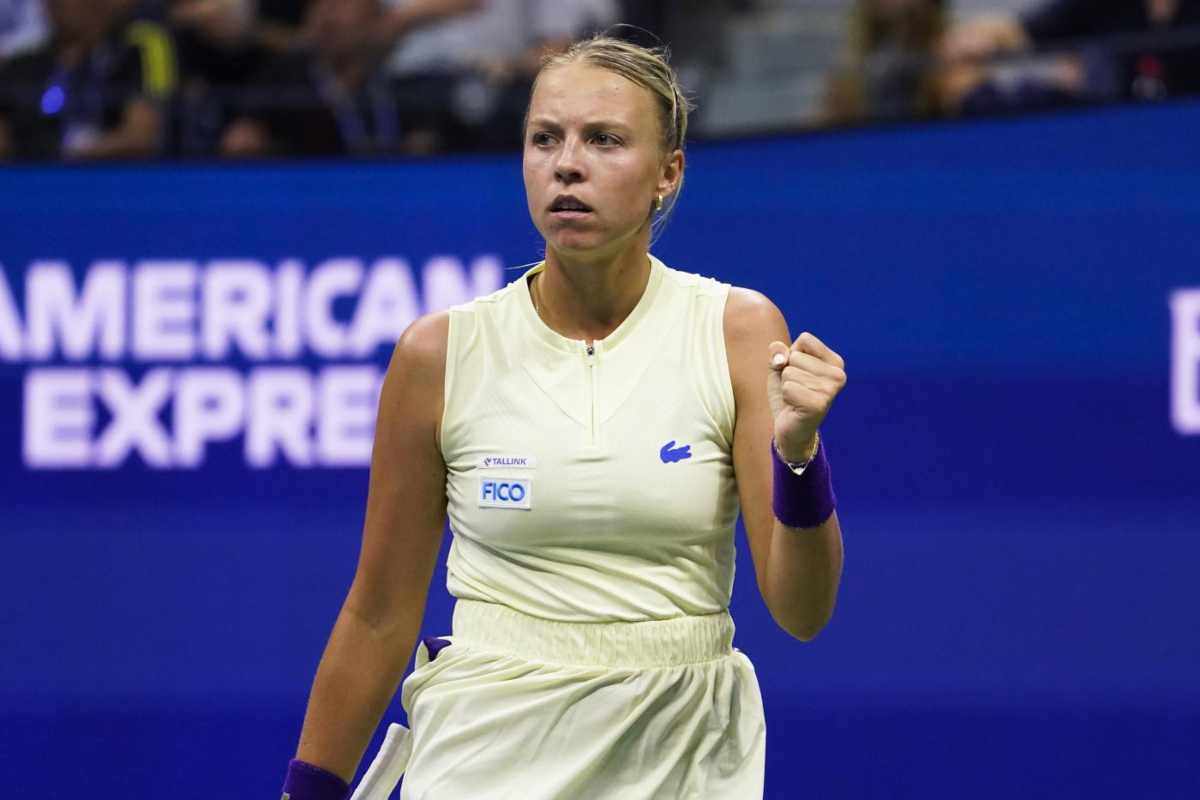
left=478, top=477, right=532, bottom=510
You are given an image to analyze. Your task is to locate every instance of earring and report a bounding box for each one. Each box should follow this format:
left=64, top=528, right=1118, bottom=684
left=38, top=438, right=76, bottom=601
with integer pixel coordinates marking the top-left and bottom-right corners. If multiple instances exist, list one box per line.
left=655, top=195, right=664, bottom=212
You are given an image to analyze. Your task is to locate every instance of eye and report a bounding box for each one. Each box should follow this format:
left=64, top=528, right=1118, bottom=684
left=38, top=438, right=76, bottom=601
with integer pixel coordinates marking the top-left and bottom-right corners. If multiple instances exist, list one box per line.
left=530, top=131, right=556, bottom=147
left=591, top=132, right=621, bottom=147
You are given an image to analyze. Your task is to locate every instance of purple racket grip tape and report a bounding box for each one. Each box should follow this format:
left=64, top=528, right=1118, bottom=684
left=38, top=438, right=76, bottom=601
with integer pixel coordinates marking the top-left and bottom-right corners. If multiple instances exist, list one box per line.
left=771, top=437, right=837, bottom=529
left=281, top=758, right=350, bottom=800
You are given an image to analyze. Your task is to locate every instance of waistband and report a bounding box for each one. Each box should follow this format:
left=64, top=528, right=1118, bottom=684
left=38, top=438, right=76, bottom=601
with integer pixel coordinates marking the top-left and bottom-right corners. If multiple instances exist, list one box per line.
left=451, top=599, right=735, bottom=668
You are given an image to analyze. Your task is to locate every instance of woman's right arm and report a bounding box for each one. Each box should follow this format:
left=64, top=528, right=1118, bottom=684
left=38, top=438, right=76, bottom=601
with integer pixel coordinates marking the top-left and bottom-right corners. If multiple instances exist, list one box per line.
left=293, top=311, right=450, bottom=782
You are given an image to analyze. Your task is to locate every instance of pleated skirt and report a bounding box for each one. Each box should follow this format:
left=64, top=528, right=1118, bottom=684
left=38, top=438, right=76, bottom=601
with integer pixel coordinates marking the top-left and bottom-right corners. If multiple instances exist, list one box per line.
left=354, top=599, right=766, bottom=800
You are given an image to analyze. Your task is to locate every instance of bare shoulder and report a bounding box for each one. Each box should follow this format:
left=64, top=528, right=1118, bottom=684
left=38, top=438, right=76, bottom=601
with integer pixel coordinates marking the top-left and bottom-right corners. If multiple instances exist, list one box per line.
left=723, top=286, right=789, bottom=351
left=379, top=311, right=450, bottom=440
left=722, top=287, right=790, bottom=400
left=388, top=311, right=449, bottom=380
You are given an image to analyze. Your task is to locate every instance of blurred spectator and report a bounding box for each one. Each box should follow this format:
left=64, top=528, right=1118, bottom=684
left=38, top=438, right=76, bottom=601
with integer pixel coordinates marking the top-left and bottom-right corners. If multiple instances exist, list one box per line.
left=0, top=0, right=176, bottom=160
left=218, top=0, right=477, bottom=157
left=170, top=0, right=266, bottom=155
left=941, top=0, right=1200, bottom=113
left=174, top=0, right=314, bottom=56
left=0, top=0, right=48, bottom=60
left=171, top=0, right=254, bottom=46
left=823, top=0, right=950, bottom=125
left=381, top=0, right=618, bottom=152
left=253, top=0, right=314, bottom=54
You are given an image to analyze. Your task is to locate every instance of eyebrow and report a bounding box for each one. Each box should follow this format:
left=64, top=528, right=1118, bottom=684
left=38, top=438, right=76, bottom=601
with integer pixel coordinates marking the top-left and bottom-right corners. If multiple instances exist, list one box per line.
left=527, top=117, right=633, bottom=134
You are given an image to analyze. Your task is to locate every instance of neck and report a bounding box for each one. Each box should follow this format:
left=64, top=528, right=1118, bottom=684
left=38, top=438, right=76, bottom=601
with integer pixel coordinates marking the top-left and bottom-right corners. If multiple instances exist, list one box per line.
left=534, top=231, right=653, bottom=343
left=323, top=52, right=371, bottom=92
left=56, top=42, right=87, bottom=70
left=56, top=25, right=106, bottom=68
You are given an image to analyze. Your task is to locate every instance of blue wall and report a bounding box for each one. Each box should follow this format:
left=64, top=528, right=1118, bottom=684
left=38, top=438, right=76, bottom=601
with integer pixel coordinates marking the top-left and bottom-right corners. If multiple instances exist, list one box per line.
left=1, top=100, right=1198, bottom=798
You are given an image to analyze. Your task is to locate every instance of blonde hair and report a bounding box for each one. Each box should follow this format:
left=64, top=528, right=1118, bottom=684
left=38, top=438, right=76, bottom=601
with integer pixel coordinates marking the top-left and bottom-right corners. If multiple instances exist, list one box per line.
left=532, top=34, right=693, bottom=242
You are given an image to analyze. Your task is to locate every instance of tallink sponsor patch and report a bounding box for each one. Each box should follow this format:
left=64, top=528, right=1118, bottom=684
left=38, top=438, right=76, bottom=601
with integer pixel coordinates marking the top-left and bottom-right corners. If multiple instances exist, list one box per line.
left=479, top=455, right=537, bottom=469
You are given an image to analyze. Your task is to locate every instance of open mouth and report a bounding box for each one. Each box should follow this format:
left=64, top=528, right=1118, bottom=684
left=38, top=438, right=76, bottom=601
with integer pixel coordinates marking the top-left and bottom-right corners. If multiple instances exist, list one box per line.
left=549, top=195, right=594, bottom=214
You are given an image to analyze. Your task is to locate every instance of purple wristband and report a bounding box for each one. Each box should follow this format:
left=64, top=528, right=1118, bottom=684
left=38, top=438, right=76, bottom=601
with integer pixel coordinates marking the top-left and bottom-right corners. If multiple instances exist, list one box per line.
left=771, top=437, right=837, bottom=529
left=281, top=758, right=350, bottom=800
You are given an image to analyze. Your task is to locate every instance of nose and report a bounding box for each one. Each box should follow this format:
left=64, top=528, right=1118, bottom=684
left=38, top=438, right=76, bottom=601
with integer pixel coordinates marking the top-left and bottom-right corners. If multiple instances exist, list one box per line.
left=553, top=137, right=585, bottom=185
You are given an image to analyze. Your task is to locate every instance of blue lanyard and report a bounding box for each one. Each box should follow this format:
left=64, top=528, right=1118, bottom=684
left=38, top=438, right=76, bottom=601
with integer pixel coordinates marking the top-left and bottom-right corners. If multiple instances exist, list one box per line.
left=311, top=62, right=399, bottom=155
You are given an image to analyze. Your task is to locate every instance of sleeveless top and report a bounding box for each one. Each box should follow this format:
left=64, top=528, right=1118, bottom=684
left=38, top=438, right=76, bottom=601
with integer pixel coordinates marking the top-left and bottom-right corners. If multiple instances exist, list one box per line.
left=439, top=255, right=740, bottom=623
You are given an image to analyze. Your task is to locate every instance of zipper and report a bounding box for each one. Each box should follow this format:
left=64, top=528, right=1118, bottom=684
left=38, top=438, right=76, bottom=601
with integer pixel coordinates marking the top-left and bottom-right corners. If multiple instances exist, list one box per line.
left=585, top=341, right=597, bottom=444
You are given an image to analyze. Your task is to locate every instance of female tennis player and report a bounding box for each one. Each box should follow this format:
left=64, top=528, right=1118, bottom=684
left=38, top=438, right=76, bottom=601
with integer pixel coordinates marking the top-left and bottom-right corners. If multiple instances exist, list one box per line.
left=281, top=34, right=846, bottom=800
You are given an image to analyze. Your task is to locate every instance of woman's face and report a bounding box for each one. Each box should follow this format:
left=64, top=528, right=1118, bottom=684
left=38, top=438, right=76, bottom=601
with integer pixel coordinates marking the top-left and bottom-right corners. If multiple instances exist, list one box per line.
left=523, top=62, right=681, bottom=261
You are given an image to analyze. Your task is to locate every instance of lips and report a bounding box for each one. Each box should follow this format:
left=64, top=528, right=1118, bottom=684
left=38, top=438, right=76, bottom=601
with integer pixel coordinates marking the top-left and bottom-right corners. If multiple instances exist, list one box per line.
left=549, top=195, right=593, bottom=213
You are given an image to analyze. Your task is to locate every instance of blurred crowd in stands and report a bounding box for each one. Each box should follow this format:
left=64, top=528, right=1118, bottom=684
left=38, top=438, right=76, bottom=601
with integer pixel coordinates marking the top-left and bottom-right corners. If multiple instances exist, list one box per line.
left=824, top=0, right=1200, bottom=127
left=0, top=0, right=1197, bottom=161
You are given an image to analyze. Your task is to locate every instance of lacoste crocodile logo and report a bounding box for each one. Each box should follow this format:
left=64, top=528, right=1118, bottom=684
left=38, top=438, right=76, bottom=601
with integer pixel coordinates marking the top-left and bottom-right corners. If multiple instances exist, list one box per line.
left=659, top=440, right=692, bottom=464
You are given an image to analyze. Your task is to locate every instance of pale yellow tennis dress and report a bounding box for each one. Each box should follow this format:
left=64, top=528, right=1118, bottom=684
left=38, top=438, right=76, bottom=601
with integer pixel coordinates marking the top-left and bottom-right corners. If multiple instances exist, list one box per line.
left=353, top=255, right=766, bottom=800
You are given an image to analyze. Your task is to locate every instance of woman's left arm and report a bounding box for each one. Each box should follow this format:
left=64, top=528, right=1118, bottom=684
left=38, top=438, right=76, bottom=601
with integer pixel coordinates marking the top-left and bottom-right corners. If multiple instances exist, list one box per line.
left=724, top=287, right=846, bottom=641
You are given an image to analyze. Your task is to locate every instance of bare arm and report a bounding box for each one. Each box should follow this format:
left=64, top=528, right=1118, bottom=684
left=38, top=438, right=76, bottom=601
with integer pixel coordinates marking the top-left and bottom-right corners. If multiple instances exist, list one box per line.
left=67, top=98, right=163, bottom=160
left=941, top=15, right=1030, bottom=63
left=377, top=0, right=484, bottom=48
left=218, top=117, right=272, bottom=158
left=725, top=288, right=844, bottom=641
left=0, top=116, right=12, bottom=160
left=294, top=311, right=450, bottom=781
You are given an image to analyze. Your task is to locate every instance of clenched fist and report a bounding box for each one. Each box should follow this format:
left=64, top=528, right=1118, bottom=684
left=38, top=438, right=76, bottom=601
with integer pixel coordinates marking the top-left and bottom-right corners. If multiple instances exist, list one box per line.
left=768, top=332, right=847, bottom=463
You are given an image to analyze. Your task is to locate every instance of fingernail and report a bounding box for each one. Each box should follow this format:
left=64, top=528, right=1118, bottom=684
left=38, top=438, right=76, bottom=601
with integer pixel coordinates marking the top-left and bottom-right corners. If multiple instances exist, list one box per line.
left=771, top=353, right=786, bottom=367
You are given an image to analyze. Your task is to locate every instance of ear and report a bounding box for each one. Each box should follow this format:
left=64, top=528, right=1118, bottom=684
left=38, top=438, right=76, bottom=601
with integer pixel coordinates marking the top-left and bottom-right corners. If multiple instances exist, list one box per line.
left=657, top=148, right=685, bottom=199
